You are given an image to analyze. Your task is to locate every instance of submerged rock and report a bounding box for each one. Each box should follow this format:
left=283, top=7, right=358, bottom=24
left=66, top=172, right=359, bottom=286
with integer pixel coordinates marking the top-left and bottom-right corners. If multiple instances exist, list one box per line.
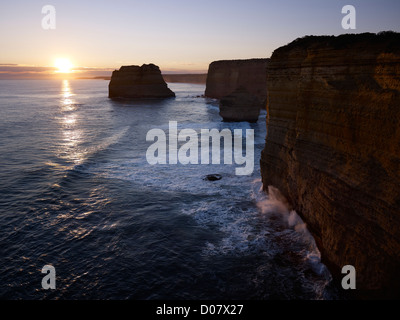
left=204, top=174, right=222, bottom=181
left=108, top=64, right=175, bottom=99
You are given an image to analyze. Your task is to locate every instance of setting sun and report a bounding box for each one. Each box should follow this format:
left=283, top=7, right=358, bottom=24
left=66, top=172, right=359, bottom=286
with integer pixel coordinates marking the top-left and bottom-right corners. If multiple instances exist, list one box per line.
left=54, top=58, right=73, bottom=73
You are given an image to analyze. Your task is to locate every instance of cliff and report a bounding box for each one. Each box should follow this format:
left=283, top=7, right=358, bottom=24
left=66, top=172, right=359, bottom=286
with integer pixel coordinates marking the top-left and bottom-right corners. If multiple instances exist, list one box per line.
left=205, top=59, right=268, bottom=102
left=260, top=32, right=400, bottom=298
left=108, top=64, right=175, bottom=98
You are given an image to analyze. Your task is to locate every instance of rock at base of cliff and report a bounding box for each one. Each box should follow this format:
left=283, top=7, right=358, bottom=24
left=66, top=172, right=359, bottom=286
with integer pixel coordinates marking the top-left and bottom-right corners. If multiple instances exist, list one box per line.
left=108, top=64, right=175, bottom=99
left=219, top=87, right=261, bottom=122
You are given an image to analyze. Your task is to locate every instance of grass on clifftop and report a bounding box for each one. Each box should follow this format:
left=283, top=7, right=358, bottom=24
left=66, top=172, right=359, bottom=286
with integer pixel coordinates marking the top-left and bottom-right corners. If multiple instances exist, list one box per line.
left=273, top=31, right=400, bottom=55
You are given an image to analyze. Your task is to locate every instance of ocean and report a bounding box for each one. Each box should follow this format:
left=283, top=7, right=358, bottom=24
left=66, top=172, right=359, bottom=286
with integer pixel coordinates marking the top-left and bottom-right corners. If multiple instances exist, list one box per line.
left=0, top=79, right=338, bottom=299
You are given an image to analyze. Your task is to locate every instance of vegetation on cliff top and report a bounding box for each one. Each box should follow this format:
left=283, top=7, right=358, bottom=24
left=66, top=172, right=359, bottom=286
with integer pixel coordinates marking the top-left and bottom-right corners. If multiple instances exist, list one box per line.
left=273, top=31, right=400, bottom=56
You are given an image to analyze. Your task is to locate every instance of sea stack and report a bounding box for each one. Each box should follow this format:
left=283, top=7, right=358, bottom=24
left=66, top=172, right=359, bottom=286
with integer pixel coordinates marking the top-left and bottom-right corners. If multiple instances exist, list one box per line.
left=260, top=32, right=400, bottom=298
left=205, top=59, right=268, bottom=100
left=108, top=64, right=175, bottom=98
left=205, top=59, right=268, bottom=122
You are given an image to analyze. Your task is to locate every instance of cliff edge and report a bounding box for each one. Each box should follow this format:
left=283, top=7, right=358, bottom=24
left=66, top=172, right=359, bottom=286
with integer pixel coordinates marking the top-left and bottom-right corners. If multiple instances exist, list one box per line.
left=108, top=64, right=175, bottom=98
left=260, top=32, right=400, bottom=298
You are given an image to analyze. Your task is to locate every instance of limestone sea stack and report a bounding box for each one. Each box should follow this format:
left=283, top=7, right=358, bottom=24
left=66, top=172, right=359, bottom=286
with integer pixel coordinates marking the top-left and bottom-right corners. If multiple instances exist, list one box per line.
left=205, top=59, right=268, bottom=100
left=205, top=59, right=269, bottom=122
left=108, top=64, right=175, bottom=98
left=260, top=32, right=400, bottom=298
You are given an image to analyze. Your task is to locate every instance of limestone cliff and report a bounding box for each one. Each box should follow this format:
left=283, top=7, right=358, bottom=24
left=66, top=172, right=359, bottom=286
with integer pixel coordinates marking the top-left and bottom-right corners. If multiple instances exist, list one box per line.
left=108, top=64, right=175, bottom=98
left=205, top=59, right=268, bottom=102
left=260, top=32, right=400, bottom=298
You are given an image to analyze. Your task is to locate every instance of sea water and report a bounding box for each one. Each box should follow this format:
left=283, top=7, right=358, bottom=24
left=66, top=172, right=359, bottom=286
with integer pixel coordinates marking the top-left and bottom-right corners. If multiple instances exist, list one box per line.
left=0, top=79, right=339, bottom=299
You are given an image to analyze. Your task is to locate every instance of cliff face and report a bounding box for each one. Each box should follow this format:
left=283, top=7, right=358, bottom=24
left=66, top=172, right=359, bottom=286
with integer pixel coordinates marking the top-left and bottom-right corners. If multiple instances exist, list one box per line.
left=260, top=32, right=400, bottom=298
left=205, top=59, right=268, bottom=102
left=108, top=64, right=175, bottom=98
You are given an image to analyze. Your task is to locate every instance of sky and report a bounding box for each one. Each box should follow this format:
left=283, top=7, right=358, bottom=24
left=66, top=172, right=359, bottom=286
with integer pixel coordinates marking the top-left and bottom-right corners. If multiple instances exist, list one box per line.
left=0, top=0, right=399, bottom=78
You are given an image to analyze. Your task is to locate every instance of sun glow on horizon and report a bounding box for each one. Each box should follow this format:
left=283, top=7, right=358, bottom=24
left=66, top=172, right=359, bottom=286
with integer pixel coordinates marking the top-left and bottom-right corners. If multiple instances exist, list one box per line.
left=54, top=58, right=73, bottom=73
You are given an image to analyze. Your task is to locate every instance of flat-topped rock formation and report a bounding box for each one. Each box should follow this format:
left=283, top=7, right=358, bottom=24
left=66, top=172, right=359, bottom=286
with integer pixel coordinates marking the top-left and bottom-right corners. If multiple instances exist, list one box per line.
left=108, top=64, right=175, bottom=98
left=260, top=32, right=400, bottom=298
left=205, top=59, right=268, bottom=101
left=205, top=59, right=268, bottom=122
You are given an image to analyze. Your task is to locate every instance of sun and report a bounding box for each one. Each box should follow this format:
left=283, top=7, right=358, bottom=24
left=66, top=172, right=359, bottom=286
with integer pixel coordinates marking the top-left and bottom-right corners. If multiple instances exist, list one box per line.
left=54, top=58, right=73, bottom=73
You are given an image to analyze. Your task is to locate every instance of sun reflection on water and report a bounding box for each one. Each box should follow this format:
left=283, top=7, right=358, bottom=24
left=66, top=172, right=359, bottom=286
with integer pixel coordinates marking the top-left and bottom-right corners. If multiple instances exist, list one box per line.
left=58, top=80, right=84, bottom=165
left=61, top=80, right=76, bottom=111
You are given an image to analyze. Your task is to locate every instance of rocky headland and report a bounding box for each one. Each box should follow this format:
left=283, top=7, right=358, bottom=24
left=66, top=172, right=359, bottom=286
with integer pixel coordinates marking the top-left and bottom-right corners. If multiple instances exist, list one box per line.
left=260, top=32, right=400, bottom=298
left=108, top=64, right=175, bottom=98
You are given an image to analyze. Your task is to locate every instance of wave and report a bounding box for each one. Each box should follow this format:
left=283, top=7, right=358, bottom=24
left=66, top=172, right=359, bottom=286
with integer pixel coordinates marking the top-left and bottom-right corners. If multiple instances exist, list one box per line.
left=69, top=126, right=130, bottom=172
left=254, top=182, right=330, bottom=276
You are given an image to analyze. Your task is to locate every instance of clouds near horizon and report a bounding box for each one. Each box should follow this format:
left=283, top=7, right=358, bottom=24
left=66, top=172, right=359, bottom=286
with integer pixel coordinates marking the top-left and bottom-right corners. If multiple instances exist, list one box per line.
left=1, top=0, right=399, bottom=77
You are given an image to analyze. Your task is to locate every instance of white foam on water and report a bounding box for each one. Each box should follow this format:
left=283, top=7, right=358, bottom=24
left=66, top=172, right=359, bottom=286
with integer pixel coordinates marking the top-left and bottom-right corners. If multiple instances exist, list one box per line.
left=83, top=126, right=129, bottom=158
left=253, top=181, right=331, bottom=278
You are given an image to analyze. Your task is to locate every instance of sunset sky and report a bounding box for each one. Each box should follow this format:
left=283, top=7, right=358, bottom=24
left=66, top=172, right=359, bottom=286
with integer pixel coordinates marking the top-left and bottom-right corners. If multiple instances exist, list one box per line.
left=1, top=0, right=400, bottom=78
